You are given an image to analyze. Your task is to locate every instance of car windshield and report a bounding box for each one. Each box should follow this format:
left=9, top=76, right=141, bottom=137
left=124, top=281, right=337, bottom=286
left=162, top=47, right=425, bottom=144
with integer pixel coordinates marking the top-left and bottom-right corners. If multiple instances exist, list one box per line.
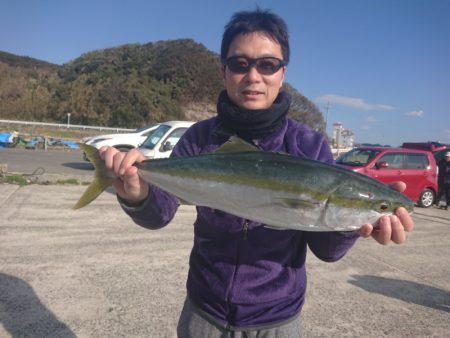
left=140, top=124, right=171, bottom=149
left=336, top=149, right=380, bottom=166
left=134, top=123, right=157, bottom=133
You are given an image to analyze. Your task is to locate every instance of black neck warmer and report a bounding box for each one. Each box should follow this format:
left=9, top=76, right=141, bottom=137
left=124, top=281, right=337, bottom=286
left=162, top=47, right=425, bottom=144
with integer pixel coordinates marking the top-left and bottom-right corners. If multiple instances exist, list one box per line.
left=216, top=90, right=291, bottom=141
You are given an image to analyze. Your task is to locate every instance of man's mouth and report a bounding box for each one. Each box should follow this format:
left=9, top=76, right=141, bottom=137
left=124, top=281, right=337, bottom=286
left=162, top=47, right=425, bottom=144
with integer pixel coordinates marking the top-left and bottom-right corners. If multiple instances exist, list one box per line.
left=242, top=90, right=263, bottom=96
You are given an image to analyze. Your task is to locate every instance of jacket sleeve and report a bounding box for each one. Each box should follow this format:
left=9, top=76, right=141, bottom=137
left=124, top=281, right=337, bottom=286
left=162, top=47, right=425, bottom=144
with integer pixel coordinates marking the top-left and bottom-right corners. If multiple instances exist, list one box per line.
left=118, top=126, right=199, bottom=230
left=301, top=128, right=360, bottom=262
left=306, top=231, right=360, bottom=262
left=118, top=186, right=180, bottom=230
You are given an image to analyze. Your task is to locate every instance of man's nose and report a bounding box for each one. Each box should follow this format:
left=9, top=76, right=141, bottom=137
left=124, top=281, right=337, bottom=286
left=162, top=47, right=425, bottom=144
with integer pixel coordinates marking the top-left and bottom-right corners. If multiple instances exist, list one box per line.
left=245, top=64, right=262, bottom=81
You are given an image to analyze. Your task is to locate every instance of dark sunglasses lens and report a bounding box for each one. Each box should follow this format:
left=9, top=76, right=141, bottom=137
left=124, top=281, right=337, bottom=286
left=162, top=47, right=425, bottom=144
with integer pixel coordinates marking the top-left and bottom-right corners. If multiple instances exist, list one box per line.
left=256, top=58, right=282, bottom=75
left=226, top=57, right=283, bottom=75
left=227, top=57, right=250, bottom=74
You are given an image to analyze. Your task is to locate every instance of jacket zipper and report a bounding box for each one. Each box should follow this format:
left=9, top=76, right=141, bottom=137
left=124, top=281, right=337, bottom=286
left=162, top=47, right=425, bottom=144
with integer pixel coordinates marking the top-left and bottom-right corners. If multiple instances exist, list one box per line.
left=242, top=219, right=249, bottom=240
left=226, top=219, right=250, bottom=328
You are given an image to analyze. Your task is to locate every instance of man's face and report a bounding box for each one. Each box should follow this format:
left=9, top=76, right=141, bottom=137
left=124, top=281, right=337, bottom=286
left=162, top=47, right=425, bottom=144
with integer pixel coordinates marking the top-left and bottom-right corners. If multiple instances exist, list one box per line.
left=445, top=156, right=450, bottom=162
left=221, top=32, right=286, bottom=110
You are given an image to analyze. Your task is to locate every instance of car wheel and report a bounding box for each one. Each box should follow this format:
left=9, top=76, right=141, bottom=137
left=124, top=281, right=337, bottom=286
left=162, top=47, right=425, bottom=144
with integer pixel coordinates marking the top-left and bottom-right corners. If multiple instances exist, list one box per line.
left=418, top=188, right=435, bottom=208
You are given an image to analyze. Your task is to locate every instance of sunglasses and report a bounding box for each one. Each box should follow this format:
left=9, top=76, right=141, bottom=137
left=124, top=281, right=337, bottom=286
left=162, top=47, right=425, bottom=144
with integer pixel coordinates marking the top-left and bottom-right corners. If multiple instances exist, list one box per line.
left=222, top=56, right=286, bottom=75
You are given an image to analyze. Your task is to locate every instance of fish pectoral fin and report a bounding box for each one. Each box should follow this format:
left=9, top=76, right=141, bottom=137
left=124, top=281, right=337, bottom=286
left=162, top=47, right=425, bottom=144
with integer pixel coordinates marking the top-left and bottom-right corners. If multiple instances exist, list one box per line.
left=274, top=197, right=321, bottom=209
left=215, top=136, right=260, bottom=153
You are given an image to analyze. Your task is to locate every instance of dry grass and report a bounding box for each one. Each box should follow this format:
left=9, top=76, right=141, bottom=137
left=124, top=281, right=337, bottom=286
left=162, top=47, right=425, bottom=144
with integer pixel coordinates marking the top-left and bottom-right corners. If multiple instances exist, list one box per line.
left=2, top=124, right=100, bottom=141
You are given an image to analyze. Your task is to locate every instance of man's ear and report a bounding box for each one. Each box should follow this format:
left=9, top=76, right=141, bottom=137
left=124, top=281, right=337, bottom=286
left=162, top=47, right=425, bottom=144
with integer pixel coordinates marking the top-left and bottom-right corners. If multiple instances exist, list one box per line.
left=279, top=67, right=286, bottom=88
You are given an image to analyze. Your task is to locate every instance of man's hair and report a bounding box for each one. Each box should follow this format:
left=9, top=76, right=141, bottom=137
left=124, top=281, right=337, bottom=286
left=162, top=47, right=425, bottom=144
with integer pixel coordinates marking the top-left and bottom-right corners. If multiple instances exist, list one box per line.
left=221, top=8, right=290, bottom=64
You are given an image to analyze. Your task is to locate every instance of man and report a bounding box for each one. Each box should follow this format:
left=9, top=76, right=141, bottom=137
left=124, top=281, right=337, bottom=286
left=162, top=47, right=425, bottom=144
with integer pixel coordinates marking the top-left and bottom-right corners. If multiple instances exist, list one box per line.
left=100, top=9, right=414, bottom=337
left=436, top=151, right=450, bottom=209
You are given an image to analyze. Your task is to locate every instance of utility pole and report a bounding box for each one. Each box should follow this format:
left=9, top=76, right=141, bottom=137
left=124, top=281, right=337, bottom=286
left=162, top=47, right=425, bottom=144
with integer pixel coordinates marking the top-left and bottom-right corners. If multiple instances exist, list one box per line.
left=324, top=101, right=330, bottom=136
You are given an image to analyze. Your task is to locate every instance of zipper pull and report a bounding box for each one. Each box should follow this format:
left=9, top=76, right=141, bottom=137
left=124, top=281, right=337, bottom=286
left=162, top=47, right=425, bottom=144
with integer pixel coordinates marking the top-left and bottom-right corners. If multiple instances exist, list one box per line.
left=242, top=220, right=249, bottom=240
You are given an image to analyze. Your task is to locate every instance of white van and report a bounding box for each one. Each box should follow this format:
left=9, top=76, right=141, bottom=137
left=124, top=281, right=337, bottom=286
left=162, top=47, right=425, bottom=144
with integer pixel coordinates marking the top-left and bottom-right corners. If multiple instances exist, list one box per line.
left=83, top=124, right=158, bottom=151
left=139, top=121, right=195, bottom=159
left=82, top=124, right=159, bottom=162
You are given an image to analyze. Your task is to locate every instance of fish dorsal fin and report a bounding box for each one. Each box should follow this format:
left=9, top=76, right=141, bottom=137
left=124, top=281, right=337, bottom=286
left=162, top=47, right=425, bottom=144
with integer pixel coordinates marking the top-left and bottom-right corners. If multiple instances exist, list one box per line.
left=216, top=136, right=260, bottom=153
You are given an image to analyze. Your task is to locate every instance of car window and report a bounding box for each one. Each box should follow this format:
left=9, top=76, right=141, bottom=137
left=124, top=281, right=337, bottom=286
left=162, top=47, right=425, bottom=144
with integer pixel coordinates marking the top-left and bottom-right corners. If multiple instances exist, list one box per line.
left=141, top=128, right=157, bottom=138
left=164, top=128, right=188, bottom=147
left=405, top=153, right=429, bottom=169
left=141, top=124, right=171, bottom=149
left=379, top=153, right=404, bottom=168
left=336, top=149, right=379, bottom=166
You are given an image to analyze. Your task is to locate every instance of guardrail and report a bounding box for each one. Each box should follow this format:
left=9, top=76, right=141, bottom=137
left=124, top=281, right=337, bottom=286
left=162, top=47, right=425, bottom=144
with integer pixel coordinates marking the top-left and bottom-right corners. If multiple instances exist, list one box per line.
left=0, top=119, right=134, bottom=133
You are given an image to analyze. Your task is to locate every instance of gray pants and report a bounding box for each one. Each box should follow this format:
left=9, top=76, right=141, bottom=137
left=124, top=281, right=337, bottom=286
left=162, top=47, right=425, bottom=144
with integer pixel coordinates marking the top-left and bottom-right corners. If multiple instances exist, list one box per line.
left=177, top=297, right=302, bottom=338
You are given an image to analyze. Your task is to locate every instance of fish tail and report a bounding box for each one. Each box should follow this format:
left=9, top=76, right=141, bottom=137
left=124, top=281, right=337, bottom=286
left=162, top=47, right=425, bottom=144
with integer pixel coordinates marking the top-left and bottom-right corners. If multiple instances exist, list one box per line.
left=73, top=144, right=115, bottom=209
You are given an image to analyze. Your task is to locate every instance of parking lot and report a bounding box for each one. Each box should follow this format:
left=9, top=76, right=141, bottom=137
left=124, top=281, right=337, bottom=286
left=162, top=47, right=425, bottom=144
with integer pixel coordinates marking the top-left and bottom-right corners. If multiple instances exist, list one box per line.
left=0, top=148, right=449, bottom=337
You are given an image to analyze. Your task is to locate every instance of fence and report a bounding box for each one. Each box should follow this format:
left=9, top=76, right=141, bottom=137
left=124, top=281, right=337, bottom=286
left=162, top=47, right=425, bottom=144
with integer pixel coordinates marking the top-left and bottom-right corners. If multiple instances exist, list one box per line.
left=0, top=119, right=134, bottom=133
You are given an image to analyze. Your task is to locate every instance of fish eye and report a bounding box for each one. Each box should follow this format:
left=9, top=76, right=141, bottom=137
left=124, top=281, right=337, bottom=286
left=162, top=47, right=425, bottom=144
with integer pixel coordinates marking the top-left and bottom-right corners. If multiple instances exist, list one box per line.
left=379, top=202, right=390, bottom=211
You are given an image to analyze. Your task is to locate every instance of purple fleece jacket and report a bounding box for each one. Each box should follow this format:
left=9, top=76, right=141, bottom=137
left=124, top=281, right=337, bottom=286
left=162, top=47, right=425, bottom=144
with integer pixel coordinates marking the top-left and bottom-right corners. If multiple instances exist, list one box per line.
left=120, top=117, right=360, bottom=329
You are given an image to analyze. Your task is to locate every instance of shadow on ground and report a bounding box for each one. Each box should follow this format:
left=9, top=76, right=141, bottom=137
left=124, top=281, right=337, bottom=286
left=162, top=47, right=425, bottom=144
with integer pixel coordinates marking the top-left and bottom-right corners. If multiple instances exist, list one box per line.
left=0, top=272, right=76, bottom=337
left=349, top=275, right=450, bottom=313
left=412, top=210, right=450, bottom=224
left=62, top=162, right=94, bottom=171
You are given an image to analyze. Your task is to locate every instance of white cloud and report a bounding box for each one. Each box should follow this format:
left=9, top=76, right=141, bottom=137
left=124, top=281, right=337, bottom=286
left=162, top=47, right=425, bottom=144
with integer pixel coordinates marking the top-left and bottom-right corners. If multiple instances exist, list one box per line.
left=315, top=94, right=394, bottom=111
left=444, top=129, right=450, bottom=140
left=361, top=125, right=370, bottom=130
left=405, top=110, right=424, bottom=117
left=366, top=116, right=377, bottom=123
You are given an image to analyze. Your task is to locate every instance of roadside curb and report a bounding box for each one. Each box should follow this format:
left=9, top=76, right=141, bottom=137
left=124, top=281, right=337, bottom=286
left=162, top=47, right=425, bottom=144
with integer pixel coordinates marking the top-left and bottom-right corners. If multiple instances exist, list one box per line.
left=34, top=173, right=94, bottom=184
left=1, top=173, right=94, bottom=187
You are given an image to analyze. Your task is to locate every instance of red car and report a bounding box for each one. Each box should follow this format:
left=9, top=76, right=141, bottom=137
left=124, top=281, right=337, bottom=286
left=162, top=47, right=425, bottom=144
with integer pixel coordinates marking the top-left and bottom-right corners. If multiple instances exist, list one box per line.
left=336, top=147, right=438, bottom=207
left=402, top=141, right=450, bottom=153
left=401, top=142, right=450, bottom=163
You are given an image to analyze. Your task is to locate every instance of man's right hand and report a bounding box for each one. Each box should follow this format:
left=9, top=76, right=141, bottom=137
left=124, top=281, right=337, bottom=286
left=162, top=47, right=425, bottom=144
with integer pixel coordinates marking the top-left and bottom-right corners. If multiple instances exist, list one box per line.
left=99, top=146, right=150, bottom=204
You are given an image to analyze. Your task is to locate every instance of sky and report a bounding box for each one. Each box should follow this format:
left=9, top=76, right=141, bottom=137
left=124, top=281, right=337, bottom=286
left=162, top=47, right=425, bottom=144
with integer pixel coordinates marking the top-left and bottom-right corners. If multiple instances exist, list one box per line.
left=1, top=0, right=449, bottom=146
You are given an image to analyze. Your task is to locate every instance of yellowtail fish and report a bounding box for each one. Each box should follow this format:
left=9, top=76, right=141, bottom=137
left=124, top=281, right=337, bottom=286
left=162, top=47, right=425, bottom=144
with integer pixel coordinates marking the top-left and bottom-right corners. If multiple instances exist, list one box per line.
left=75, top=137, right=413, bottom=231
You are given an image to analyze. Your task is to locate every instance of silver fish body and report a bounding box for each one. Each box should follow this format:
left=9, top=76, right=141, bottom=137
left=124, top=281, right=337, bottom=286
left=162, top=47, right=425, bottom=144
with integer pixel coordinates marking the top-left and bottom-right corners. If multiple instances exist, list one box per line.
left=136, top=149, right=413, bottom=231
left=76, top=137, right=414, bottom=231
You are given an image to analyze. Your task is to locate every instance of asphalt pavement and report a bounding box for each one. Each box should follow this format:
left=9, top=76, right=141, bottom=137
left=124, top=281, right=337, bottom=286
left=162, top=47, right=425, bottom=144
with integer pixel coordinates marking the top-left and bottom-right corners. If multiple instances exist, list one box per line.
left=0, top=147, right=94, bottom=183
left=0, top=148, right=449, bottom=337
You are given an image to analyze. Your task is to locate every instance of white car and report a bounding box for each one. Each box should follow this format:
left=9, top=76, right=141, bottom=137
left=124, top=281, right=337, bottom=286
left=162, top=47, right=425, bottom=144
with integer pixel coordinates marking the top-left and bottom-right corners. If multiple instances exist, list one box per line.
left=82, top=124, right=158, bottom=161
left=139, top=121, right=195, bottom=159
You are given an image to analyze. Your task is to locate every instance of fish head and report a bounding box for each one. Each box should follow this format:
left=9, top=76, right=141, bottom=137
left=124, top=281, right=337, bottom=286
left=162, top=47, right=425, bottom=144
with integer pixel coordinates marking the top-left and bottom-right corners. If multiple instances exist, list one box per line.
left=323, top=179, right=414, bottom=231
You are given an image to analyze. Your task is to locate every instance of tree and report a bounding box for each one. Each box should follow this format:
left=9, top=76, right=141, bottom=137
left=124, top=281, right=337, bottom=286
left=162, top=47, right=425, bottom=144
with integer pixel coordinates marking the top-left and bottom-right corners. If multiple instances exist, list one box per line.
left=282, top=83, right=325, bottom=131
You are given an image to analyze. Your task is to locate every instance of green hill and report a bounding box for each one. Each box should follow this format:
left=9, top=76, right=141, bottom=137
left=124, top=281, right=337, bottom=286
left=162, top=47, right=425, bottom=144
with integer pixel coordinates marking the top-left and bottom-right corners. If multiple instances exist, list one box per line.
left=0, top=39, right=325, bottom=131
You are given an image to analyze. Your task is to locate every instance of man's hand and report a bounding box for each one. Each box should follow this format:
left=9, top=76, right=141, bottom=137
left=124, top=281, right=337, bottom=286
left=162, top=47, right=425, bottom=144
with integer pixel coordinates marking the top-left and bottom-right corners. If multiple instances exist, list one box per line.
left=99, top=146, right=149, bottom=204
left=358, top=181, right=414, bottom=244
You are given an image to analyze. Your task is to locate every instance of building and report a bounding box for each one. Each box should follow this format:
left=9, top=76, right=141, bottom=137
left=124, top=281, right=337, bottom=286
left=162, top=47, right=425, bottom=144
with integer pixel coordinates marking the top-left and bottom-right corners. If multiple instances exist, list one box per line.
left=332, top=122, right=354, bottom=148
